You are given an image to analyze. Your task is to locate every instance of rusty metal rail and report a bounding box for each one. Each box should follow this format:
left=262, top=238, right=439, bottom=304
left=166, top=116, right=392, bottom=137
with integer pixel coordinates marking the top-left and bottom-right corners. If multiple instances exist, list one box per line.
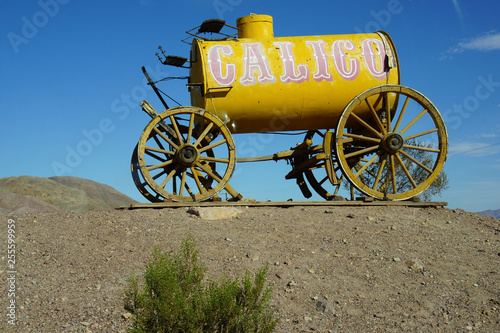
left=117, top=200, right=447, bottom=210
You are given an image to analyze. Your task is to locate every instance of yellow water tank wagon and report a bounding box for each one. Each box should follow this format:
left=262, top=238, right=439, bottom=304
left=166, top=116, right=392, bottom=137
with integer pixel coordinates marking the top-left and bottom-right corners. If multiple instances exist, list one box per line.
left=189, top=14, right=400, bottom=133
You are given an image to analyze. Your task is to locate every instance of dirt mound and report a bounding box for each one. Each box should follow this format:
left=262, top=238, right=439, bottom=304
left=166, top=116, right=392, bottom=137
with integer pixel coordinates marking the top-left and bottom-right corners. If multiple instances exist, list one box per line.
left=2, top=205, right=498, bottom=332
left=0, top=176, right=137, bottom=213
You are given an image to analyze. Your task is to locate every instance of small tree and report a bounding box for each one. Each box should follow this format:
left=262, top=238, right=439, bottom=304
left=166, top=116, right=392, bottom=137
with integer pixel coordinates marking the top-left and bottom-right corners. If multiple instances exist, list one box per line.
left=123, top=235, right=279, bottom=332
left=396, top=140, right=449, bottom=200
left=419, top=169, right=449, bottom=201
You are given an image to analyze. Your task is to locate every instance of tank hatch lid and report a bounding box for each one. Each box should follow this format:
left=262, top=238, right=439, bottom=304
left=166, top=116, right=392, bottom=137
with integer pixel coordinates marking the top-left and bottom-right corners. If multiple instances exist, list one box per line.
left=183, top=18, right=238, bottom=44
left=198, top=19, right=225, bottom=34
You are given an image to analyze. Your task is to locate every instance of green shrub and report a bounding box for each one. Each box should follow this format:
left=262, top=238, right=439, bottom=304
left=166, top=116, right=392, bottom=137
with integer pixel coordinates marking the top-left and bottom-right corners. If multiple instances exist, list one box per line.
left=123, top=235, right=279, bottom=332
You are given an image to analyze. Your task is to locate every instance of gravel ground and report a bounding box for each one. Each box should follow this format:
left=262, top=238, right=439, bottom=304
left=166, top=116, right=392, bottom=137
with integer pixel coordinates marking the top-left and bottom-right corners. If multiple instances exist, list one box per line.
left=1, top=205, right=499, bottom=332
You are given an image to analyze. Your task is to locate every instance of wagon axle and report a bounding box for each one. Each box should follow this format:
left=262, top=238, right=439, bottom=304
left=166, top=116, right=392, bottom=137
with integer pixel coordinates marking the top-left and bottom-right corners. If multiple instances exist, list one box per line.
left=177, top=144, right=199, bottom=166
left=382, top=133, right=404, bottom=154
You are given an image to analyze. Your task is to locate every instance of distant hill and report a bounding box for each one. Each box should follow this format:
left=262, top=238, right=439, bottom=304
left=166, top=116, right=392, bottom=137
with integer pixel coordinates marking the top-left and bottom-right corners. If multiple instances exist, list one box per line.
left=478, top=209, right=500, bottom=218
left=0, top=176, right=137, bottom=214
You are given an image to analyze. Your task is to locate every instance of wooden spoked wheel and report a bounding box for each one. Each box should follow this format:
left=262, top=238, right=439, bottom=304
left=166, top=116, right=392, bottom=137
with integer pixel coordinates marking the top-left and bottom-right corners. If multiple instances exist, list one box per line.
left=137, top=106, right=236, bottom=202
left=335, top=85, right=448, bottom=201
left=297, top=130, right=344, bottom=200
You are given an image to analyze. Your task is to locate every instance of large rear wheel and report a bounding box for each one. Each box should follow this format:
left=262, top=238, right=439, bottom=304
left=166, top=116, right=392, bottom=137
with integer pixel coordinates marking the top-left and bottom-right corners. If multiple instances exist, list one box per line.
left=335, top=85, right=448, bottom=201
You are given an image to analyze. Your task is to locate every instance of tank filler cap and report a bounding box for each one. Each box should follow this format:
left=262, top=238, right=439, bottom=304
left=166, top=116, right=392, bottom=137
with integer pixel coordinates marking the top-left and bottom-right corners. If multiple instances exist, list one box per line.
left=236, top=14, right=274, bottom=39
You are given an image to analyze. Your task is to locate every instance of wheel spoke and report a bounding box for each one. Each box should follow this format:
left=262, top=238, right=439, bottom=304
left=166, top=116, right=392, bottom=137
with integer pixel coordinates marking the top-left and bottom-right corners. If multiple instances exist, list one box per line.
left=399, top=109, right=427, bottom=135
left=313, top=162, right=326, bottom=170
left=402, top=144, right=440, bottom=153
left=198, top=138, right=227, bottom=153
left=153, top=134, right=168, bottom=153
left=350, top=112, right=383, bottom=139
left=403, top=128, right=438, bottom=141
left=146, top=159, right=173, bottom=171
left=193, top=122, right=214, bottom=147
left=145, top=146, right=175, bottom=155
left=153, top=127, right=179, bottom=150
left=344, top=145, right=379, bottom=159
left=152, top=170, right=167, bottom=180
left=338, top=137, right=354, bottom=145
left=365, top=98, right=386, bottom=135
left=395, top=153, right=417, bottom=188
left=354, top=153, right=380, bottom=178
left=390, top=155, right=397, bottom=194
left=184, top=182, right=196, bottom=200
left=372, top=157, right=387, bottom=191
left=145, top=150, right=166, bottom=162
left=398, top=149, right=433, bottom=173
left=343, top=132, right=381, bottom=143
left=319, top=175, right=328, bottom=186
left=334, top=175, right=343, bottom=195
left=190, top=167, right=206, bottom=194
left=172, top=171, right=177, bottom=195
left=179, top=170, right=187, bottom=196
left=393, top=96, right=410, bottom=133
left=384, top=92, right=391, bottom=133
left=169, top=115, right=184, bottom=145
left=160, top=164, right=180, bottom=188
left=196, top=161, right=222, bottom=183
left=186, top=113, right=195, bottom=144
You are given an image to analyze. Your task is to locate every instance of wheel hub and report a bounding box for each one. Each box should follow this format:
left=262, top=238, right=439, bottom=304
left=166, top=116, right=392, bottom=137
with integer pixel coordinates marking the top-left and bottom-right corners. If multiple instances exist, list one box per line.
left=382, top=132, right=403, bottom=154
left=177, top=144, right=199, bottom=166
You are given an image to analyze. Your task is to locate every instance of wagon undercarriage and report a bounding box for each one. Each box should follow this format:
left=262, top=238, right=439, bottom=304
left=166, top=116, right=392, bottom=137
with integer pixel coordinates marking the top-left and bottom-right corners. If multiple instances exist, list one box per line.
left=131, top=84, right=447, bottom=203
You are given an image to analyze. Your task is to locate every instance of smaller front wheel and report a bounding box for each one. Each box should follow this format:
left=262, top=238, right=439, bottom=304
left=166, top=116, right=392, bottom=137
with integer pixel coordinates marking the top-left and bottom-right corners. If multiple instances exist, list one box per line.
left=137, top=106, right=237, bottom=202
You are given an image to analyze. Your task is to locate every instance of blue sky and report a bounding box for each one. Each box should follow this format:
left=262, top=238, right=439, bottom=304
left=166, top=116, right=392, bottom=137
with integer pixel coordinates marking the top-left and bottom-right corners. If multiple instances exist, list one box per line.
left=1, top=0, right=499, bottom=212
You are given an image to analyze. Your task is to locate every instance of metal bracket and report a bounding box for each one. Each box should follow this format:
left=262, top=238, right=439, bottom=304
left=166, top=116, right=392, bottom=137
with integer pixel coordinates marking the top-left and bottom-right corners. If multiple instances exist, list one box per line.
left=323, top=130, right=340, bottom=185
left=376, top=32, right=396, bottom=69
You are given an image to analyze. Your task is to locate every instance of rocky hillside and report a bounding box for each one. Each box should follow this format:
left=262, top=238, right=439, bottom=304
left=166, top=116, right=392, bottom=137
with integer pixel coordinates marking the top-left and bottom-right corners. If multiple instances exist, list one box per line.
left=0, top=176, right=137, bottom=214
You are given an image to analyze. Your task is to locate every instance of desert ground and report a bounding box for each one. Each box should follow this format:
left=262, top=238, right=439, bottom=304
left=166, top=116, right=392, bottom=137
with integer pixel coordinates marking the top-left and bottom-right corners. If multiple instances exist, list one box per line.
left=1, top=201, right=499, bottom=332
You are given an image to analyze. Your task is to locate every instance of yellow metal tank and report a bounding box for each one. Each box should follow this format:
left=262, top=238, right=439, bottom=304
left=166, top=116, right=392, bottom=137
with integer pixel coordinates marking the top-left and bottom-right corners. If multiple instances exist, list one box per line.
left=189, top=14, right=400, bottom=134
